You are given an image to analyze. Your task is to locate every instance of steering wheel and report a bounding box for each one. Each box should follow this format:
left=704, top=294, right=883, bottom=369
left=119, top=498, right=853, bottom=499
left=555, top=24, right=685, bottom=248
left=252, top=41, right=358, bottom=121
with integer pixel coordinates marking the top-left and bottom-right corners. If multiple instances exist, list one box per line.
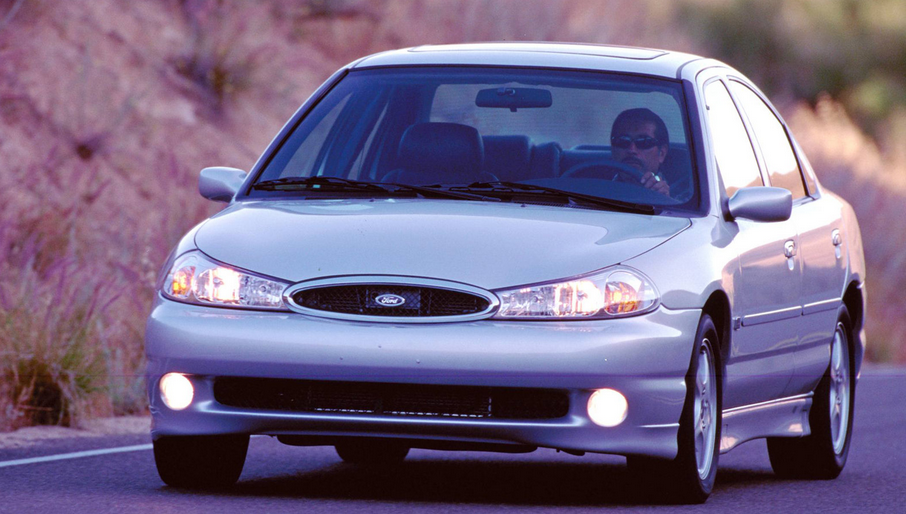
left=561, top=160, right=645, bottom=184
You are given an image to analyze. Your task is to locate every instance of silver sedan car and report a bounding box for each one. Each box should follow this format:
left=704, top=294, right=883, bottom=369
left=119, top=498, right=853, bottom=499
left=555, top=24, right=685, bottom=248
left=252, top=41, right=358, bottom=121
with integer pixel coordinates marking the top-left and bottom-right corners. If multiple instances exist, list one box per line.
left=146, top=43, right=866, bottom=503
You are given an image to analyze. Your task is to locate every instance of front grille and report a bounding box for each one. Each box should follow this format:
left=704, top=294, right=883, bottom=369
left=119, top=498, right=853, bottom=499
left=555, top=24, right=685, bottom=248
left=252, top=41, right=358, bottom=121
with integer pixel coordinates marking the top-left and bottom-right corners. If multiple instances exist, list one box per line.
left=213, top=377, right=570, bottom=420
left=291, top=285, right=490, bottom=317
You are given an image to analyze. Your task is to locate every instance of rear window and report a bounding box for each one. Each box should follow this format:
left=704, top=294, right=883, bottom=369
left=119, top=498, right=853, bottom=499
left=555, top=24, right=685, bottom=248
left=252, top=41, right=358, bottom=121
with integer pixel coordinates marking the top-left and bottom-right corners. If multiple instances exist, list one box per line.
left=430, top=81, right=687, bottom=150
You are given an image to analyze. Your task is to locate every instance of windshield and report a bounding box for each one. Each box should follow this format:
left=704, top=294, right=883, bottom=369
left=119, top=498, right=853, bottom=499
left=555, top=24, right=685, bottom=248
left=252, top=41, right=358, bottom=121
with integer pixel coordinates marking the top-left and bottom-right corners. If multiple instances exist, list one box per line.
left=252, top=67, right=699, bottom=211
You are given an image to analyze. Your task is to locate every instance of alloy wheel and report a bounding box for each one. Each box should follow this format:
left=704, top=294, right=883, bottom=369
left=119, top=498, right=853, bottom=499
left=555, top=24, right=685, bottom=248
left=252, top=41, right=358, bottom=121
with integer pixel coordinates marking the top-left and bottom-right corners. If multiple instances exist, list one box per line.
left=694, top=339, right=717, bottom=479
left=830, top=323, right=850, bottom=455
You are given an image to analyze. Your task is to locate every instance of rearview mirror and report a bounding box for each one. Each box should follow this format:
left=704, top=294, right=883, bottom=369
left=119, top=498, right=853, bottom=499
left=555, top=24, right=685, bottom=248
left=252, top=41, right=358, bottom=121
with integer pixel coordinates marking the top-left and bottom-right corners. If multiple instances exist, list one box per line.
left=199, top=167, right=247, bottom=202
left=476, top=87, right=552, bottom=111
left=727, top=187, right=792, bottom=222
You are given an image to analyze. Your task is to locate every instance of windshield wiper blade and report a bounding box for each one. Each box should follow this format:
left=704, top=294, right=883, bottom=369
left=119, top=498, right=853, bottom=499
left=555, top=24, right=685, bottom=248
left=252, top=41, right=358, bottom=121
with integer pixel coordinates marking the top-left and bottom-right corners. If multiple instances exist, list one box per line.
left=383, top=182, right=501, bottom=202
left=252, top=176, right=500, bottom=202
left=456, top=181, right=656, bottom=214
left=253, top=176, right=390, bottom=192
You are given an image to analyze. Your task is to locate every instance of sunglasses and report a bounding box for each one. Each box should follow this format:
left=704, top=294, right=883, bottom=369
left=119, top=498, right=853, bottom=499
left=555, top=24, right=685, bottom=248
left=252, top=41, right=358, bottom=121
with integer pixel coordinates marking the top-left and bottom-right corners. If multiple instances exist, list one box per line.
left=611, top=135, right=661, bottom=150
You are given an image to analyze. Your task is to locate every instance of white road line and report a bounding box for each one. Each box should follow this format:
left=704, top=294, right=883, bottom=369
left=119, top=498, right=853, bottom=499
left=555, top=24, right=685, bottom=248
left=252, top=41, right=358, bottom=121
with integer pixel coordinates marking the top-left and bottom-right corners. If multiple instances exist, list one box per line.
left=0, top=444, right=153, bottom=468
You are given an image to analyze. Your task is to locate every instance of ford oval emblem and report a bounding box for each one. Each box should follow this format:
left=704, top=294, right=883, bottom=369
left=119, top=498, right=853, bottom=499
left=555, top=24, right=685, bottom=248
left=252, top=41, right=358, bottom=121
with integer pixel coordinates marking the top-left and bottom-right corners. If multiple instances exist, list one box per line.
left=374, top=293, right=407, bottom=307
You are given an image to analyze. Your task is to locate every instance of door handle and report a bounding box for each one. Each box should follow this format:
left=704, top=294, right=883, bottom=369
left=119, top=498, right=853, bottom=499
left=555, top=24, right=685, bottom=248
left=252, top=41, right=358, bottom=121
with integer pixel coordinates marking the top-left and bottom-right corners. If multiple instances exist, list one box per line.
left=784, top=240, right=796, bottom=258
left=832, top=229, right=842, bottom=246
left=832, top=229, right=843, bottom=259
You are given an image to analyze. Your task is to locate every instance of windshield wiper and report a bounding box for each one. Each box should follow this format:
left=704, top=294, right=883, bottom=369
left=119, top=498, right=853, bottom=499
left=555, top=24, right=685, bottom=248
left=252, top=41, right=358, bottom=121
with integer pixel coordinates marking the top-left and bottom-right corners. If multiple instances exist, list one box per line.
left=253, top=176, right=499, bottom=201
left=448, top=181, right=657, bottom=215
left=382, top=182, right=500, bottom=202
left=253, top=176, right=390, bottom=192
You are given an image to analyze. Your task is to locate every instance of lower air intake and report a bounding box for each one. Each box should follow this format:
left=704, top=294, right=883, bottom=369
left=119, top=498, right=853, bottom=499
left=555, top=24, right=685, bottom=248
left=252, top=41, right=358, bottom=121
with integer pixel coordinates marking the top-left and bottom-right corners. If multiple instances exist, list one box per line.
left=213, top=377, right=570, bottom=420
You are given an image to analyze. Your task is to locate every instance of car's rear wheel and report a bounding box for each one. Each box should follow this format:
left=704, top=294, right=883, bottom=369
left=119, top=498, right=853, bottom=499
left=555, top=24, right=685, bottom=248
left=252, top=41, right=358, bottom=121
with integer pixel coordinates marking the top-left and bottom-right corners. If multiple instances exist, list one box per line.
left=767, top=306, right=854, bottom=479
left=335, top=440, right=410, bottom=464
left=627, top=314, right=722, bottom=504
left=153, top=435, right=249, bottom=488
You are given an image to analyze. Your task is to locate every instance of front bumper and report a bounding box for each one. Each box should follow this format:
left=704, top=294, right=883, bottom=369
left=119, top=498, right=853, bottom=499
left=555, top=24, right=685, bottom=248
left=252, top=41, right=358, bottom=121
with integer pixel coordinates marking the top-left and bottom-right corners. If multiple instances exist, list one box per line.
left=145, top=297, right=701, bottom=459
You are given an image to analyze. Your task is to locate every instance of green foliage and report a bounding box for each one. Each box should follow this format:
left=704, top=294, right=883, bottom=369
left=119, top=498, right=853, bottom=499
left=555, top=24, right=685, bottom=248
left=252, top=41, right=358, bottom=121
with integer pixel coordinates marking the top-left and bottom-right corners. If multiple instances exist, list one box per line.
left=681, top=0, right=906, bottom=132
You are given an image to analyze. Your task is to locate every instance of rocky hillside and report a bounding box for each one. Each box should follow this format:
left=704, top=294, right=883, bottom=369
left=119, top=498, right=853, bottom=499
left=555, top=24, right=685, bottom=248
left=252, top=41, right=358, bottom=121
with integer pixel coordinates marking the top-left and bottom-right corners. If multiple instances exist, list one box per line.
left=1, top=0, right=902, bottom=430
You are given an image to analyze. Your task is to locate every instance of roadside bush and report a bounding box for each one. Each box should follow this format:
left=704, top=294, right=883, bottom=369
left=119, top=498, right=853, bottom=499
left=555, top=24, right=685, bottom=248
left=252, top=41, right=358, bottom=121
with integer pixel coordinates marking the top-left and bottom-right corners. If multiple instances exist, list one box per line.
left=0, top=254, right=110, bottom=430
left=173, top=1, right=258, bottom=113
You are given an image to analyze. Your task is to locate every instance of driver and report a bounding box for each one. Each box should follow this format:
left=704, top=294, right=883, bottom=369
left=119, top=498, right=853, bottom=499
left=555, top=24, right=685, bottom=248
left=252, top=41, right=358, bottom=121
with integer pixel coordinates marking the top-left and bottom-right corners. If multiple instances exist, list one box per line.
left=610, top=108, right=670, bottom=196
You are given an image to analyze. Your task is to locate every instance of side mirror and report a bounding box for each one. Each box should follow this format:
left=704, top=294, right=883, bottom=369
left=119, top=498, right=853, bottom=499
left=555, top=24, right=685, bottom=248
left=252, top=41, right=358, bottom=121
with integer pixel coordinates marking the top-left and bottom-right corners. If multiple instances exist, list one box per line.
left=199, top=167, right=247, bottom=202
left=727, top=187, right=792, bottom=222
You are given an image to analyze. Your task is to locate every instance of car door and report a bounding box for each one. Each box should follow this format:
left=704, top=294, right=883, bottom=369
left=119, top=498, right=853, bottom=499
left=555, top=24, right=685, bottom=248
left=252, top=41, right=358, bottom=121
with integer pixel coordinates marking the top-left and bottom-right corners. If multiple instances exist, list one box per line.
left=703, top=78, right=800, bottom=409
left=729, top=80, right=844, bottom=396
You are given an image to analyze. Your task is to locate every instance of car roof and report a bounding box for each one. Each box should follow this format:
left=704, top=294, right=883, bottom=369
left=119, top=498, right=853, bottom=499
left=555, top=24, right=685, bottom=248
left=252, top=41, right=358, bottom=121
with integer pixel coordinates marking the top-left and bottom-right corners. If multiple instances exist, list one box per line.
left=352, top=42, right=719, bottom=80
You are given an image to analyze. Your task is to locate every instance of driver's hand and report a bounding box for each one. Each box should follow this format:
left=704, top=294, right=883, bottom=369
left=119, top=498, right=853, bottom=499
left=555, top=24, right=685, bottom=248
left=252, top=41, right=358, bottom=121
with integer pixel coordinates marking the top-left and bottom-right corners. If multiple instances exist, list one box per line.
left=641, top=172, right=670, bottom=196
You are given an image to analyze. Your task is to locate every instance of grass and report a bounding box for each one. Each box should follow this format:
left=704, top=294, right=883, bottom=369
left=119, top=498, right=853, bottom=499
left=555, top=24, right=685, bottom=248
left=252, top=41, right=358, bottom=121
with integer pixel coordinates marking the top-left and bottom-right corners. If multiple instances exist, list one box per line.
left=0, top=256, right=110, bottom=429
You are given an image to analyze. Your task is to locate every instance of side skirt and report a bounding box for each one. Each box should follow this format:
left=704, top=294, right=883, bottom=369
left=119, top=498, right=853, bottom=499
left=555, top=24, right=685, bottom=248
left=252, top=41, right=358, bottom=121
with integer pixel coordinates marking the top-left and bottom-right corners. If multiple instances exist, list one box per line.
left=720, top=393, right=812, bottom=454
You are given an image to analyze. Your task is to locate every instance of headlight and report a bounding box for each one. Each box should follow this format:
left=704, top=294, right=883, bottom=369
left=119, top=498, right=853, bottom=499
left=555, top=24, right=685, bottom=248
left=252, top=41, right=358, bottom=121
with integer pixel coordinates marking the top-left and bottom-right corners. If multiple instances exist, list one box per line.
left=493, top=267, right=659, bottom=319
left=162, top=251, right=289, bottom=310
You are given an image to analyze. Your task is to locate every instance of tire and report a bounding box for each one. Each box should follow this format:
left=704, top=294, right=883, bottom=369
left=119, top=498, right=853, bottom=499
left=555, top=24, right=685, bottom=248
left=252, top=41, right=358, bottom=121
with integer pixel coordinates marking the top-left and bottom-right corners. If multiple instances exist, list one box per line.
left=335, top=440, right=410, bottom=464
left=153, top=434, right=249, bottom=489
left=767, top=306, right=854, bottom=479
left=627, top=314, right=722, bottom=504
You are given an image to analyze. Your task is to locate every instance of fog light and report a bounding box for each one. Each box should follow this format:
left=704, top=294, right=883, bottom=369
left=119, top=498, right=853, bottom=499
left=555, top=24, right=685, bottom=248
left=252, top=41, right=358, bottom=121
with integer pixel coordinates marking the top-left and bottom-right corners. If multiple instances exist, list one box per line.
left=160, top=373, right=194, bottom=411
left=587, top=388, right=628, bottom=427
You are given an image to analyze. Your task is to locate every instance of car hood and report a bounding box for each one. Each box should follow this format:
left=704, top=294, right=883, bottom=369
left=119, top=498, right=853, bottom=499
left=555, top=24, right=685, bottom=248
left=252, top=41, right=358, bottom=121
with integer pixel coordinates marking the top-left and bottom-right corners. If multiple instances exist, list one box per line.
left=194, top=199, right=690, bottom=289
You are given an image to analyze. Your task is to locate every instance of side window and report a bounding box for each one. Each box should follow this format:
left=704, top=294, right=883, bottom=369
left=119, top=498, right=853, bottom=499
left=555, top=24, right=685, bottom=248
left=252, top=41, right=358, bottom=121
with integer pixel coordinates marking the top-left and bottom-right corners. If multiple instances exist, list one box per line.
left=794, top=140, right=819, bottom=194
left=703, top=80, right=763, bottom=197
left=730, top=82, right=807, bottom=199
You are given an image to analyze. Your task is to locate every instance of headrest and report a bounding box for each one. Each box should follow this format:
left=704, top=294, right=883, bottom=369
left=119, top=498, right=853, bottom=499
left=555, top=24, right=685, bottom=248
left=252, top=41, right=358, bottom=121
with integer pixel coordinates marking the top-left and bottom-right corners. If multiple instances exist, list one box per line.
left=660, top=143, right=694, bottom=202
left=397, top=123, right=484, bottom=184
left=483, top=135, right=532, bottom=181
left=530, top=141, right=562, bottom=179
left=661, top=143, right=691, bottom=183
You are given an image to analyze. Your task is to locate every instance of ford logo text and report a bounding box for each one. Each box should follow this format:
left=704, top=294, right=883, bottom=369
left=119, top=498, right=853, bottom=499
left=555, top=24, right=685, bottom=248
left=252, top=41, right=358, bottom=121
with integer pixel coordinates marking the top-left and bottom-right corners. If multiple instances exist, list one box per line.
left=374, top=294, right=407, bottom=307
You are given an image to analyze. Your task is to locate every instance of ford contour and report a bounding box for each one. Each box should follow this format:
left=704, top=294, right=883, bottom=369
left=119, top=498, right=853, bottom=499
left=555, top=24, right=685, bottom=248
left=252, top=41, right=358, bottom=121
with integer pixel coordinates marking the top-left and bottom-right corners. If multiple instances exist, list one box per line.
left=146, top=43, right=866, bottom=504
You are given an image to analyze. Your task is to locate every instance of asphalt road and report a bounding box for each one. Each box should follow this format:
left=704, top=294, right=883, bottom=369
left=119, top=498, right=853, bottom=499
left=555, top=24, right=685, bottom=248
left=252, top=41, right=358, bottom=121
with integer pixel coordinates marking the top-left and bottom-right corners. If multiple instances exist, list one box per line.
left=1, top=366, right=903, bottom=513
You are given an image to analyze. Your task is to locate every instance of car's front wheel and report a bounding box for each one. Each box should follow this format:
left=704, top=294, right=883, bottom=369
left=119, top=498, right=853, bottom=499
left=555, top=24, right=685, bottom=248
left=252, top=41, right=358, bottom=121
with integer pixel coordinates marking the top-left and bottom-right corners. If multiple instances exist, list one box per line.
left=767, top=305, right=854, bottom=479
left=153, top=435, right=249, bottom=488
left=628, top=313, right=722, bottom=504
